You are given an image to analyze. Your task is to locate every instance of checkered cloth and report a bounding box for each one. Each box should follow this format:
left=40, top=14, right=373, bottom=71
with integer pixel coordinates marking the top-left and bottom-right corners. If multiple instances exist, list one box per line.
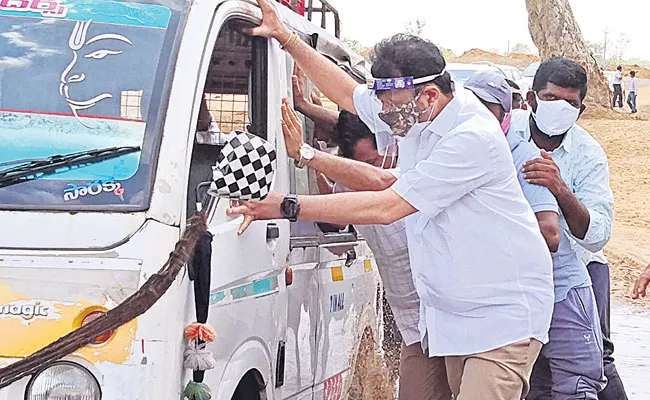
left=209, top=131, right=277, bottom=200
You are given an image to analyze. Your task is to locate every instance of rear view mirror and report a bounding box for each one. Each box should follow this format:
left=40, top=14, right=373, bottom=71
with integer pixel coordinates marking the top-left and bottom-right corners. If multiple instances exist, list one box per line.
left=208, top=131, right=277, bottom=201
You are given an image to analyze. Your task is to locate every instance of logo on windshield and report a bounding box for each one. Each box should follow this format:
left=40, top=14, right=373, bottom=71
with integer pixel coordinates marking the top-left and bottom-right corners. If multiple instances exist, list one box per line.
left=59, top=20, right=133, bottom=127
left=0, top=1, right=67, bottom=18
left=64, top=179, right=125, bottom=201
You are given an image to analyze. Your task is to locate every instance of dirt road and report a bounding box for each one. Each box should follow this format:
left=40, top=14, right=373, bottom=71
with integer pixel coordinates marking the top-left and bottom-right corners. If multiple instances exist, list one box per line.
left=579, top=82, right=650, bottom=306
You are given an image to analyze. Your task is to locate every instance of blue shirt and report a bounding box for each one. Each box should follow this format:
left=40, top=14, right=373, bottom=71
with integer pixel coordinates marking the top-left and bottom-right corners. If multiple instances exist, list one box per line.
left=353, top=86, right=554, bottom=356
left=507, top=131, right=590, bottom=302
left=510, top=110, right=613, bottom=295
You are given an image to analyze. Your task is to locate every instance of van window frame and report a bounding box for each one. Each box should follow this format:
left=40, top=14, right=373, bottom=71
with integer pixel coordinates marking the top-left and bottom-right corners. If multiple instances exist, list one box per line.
left=186, top=17, right=269, bottom=218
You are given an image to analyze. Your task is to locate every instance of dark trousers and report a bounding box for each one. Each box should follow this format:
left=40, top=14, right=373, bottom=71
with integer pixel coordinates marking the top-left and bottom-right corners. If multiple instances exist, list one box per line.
left=627, top=92, right=637, bottom=113
left=586, top=262, right=629, bottom=400
left=612, top=84, right=623, bottom=108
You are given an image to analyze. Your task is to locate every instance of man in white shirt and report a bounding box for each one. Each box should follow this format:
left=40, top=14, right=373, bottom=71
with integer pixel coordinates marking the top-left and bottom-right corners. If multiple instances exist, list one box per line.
left=290, top=85, right=451, bottom=399
left=612, top=66, right=623, bottom=108
left=627, top=70, right=638, bottom=113
left=227, top=1, right=555, bottom=398
left=512, top=57, right=626, bottom=400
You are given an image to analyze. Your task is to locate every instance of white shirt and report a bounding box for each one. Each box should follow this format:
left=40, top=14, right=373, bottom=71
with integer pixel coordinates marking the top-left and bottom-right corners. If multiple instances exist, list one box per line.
left=353, top=86, right=555, bottom=356
left=628, top=77, right=639, bottom=93
left=511, top=110, right=614, bottom=267
left=614, top=71, right=623, bottom=85
left=334, top=180, right=421, bottom=345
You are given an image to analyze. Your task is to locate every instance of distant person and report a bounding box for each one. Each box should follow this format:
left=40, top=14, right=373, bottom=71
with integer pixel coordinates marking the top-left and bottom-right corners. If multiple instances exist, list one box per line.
left=505, top=78, right=526, bottom=110
left=632, top=262, right=650, bottom=299
left=511, top=57, right=627, bottom=400
left=627, top=70, right=638, bottom=113
left=613, top=66, right=624, bottom=108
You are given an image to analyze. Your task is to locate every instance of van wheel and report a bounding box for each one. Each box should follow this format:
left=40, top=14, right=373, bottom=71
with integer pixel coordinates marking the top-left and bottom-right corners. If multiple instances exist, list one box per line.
left=231, top=370, right=266, bottom=400
left=348, top=327, right=394, bottom=400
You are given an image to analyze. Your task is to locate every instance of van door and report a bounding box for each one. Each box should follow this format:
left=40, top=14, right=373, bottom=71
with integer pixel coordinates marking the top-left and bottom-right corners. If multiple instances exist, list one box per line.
left=184, top=15, right=291, bottom=398
left=279, top=54, right=321, bottom=400
left=285, top=70, right=368, bottom=398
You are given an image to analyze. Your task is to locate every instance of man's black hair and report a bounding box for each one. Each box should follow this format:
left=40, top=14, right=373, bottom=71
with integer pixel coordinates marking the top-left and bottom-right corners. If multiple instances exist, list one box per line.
left=630, top=70, right=636, bottom=78
left=335, top=110, right=377, bottom=159
left=532, top=57, right=588, bottom=101
left=617, top=65, right=623, bottom=71
left=370, top=34, right=453, bottom=94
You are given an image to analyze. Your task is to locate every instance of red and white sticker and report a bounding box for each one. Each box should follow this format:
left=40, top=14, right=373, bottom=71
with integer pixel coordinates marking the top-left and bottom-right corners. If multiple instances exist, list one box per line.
left=323, top=373, right=343, bottom=400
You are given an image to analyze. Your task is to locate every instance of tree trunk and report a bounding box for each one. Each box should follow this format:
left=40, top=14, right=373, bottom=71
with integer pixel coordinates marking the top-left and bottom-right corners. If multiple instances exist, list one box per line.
left=525, top=0, right=611, bottom=108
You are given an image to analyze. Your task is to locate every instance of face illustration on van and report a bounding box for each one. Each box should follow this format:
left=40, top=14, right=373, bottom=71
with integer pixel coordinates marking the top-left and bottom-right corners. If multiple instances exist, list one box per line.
left=59, top=20, right=133, bottom=127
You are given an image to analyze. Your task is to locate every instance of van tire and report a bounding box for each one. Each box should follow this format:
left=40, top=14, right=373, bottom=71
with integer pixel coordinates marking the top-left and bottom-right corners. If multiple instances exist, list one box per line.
left=231, top=370, right=266, bottom=400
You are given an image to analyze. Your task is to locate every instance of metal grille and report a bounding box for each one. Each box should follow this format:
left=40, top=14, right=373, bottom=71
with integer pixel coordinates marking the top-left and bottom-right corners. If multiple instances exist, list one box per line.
left=203, top=22, right=252, bottom=133
left=120, top=90, right=143, bottom=120
left=204, top=93, right=248, bottom=133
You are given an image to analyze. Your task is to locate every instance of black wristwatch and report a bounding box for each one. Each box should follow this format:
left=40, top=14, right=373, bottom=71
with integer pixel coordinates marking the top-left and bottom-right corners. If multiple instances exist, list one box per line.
left=280, top=194, right=300, bottom=222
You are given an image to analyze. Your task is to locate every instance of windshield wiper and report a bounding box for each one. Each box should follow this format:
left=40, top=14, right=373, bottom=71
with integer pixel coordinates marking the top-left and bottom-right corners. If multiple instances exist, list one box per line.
left=0, top=146, right=141, bottom=189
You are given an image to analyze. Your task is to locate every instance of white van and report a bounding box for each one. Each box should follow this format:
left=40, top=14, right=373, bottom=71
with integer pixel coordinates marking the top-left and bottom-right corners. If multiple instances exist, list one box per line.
left=0, top=1, right=382, bottom=399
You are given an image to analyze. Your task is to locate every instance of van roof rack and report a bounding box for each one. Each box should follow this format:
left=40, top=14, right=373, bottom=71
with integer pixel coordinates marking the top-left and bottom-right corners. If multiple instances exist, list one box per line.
left=276, top=0, right=341, bottom=38
left=305, top=0, right=341, bottom=38
left=305, top=0, right=341, bottom=39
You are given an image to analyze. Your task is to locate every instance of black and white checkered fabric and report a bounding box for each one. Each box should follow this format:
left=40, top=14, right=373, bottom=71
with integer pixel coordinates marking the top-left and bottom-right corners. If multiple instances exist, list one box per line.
left=209, top=131, right=277, bottom=200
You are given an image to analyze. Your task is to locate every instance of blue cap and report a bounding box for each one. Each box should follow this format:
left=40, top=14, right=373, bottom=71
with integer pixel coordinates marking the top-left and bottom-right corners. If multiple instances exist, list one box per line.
left=464, top=71, right=512, bottom=112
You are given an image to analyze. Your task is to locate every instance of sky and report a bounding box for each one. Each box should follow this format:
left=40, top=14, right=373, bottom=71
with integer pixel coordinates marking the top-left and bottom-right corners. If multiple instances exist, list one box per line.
left=326, top=0, right=650, bottom=61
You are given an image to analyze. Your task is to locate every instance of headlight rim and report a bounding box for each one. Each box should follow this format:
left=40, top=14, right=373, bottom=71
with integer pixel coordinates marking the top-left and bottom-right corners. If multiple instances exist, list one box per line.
left=24, top=360, right=102, bottom=400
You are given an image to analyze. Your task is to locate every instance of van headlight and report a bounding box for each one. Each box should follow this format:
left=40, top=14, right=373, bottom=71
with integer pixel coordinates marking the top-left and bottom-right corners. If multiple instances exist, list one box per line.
left=26, top=361, right=101, bottom=400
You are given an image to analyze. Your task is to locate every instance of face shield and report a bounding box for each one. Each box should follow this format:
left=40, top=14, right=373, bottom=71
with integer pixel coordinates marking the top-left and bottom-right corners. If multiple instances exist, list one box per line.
left=360, top=71, right=446, bottom=167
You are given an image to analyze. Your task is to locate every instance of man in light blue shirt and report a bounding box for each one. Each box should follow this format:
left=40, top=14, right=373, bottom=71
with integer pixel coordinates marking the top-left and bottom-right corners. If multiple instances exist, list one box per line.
left=228, top=3, right=555, bottom=398
left=463, top=72, right=560, bottom=252
left=512, top=57, right=619, bottom=400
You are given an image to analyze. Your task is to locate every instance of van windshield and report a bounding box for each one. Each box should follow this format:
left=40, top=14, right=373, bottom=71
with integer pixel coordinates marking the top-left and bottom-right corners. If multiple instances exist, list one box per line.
left=0, top=0, right=182, bottom=210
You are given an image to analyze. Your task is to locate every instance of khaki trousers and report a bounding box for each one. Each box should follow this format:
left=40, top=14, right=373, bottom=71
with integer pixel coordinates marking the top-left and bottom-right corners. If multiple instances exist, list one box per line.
left=445, top=339, right=543, bottom=400
left=398, top=342, right=452, bottom=400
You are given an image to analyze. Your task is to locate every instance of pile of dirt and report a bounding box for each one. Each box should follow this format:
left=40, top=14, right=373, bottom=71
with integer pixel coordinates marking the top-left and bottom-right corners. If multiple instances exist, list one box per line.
left=450, top=48, right=539, bottom=70
left=605, top=64, right=650, bottom=79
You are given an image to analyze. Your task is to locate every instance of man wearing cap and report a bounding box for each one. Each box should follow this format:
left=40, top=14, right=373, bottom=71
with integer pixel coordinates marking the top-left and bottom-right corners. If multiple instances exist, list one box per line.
left=466, top=70, right=607, bottom=399
left=464, top=71, right=560, bottom=253
left=229, top=1, right=555, bottom=398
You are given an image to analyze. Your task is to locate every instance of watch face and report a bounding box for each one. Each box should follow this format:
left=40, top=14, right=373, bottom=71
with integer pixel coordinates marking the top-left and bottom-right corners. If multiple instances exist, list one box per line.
left=287, top=202, right=298, bottom=217
left=300, top=144, right=315, bottom=160
left=282, top=197, right=299, bottom=220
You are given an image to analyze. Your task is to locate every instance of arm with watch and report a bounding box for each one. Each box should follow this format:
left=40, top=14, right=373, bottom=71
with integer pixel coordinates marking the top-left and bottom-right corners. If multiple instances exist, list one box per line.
left=282, top=100, right=397, bottom=192
left=230, top=189, right=415, bottom=235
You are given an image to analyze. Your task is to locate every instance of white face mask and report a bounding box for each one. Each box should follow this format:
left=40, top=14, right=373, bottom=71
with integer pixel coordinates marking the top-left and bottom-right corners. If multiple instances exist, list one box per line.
left=532, top=94, right=580, bottom=137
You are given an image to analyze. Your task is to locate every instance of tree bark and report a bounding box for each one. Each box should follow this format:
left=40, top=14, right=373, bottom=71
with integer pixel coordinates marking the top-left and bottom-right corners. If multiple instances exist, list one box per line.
left=525, top=0, right=611, bottom=108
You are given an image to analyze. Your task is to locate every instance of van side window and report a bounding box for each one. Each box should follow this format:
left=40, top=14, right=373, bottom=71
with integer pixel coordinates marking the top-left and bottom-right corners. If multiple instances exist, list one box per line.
left=186, top=19, right=268, bottom=216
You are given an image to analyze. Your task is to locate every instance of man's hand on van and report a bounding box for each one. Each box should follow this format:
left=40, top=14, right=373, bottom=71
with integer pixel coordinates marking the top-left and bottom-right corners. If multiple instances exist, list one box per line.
left=250, top=0, right=292, bottom=43
left=282, top=99, right=304, bottom=160
left=292, top=76, right=308, bottom=112
left=227, top=192, right=284, bottom=235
